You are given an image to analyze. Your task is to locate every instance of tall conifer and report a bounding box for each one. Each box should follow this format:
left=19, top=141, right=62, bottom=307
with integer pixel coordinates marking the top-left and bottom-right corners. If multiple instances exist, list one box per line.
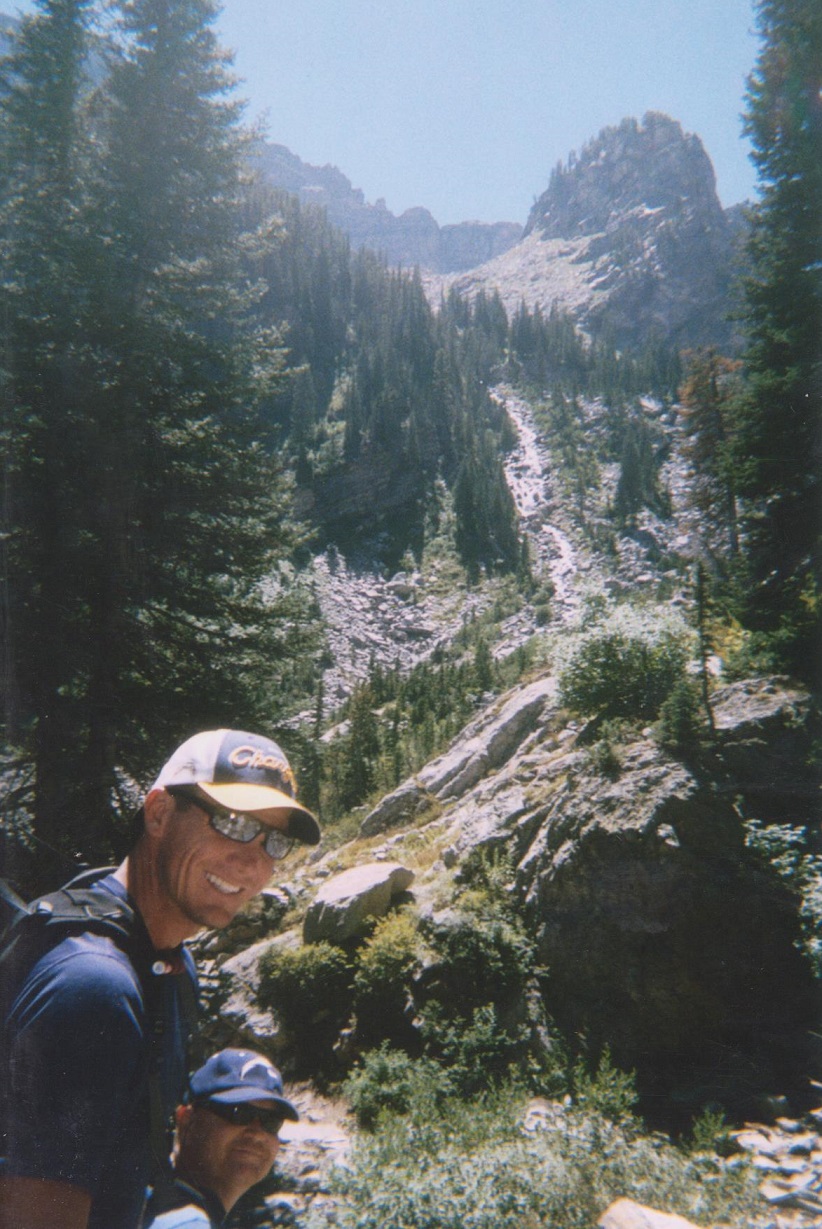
left=0, top=0, right=100, bottom=873
left=2, top=0, right=298, bottom=875
left=738, top=0, right=822, bottom=677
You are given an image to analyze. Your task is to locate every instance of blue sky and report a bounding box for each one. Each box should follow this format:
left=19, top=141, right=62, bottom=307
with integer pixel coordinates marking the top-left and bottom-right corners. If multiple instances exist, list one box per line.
left=11, top=0, right=760, bottom=225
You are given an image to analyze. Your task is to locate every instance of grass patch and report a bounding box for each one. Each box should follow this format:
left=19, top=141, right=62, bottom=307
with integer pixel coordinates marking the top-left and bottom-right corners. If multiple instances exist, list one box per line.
left=311, top=1080, right=763, bottom=1229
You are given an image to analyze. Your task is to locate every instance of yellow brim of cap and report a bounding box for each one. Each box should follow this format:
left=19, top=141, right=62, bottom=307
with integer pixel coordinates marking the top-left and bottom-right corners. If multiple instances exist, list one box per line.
left=198, top=781, right=304, bottom=816
left=194, top=781, right=321, bottom=846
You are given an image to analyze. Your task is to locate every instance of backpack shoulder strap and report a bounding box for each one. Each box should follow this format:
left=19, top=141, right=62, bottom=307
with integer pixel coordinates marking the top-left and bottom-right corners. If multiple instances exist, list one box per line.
left=0, top=867, right=130, bottom=972
left=1, top=868, right=197, bottom=1196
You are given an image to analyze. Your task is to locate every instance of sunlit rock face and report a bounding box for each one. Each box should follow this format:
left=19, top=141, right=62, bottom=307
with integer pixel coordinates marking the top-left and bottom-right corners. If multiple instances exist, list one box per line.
left=372, top=673, right=820, bottom=1125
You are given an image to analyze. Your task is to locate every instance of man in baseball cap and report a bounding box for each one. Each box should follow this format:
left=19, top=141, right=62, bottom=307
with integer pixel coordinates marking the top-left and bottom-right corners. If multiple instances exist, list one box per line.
left=145, top=1049, right=299, bottom=1228
left=140, top=728, right=320, bottom=938
left=1, top=730, right=318, bottom=1229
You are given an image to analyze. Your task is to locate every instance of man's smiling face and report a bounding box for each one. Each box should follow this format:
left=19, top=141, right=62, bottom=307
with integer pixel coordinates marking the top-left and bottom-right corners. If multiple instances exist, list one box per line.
left=176, top=1098, right=282, bottom=1213
left=152, top=792, right=288, bottom=932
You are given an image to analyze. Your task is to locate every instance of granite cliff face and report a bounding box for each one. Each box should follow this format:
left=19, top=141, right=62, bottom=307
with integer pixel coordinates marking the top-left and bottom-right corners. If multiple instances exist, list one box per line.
left=256, top=142, right=522, bottom=273
left=432, top=113, right=747, bottom=351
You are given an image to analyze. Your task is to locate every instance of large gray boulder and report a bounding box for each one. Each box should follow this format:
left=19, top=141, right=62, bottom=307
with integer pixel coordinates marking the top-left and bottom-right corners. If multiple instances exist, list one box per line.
left=303, top=862, right=414, bottom=943
left=516, top=735, right=818, bottom=1105
left=711, top=677, right=821, bottom=818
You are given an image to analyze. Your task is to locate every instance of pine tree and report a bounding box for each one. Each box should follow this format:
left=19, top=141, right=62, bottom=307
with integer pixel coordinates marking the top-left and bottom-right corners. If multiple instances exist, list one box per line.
left=2, top=0, right=299, bottom=874
left=679, top=349, right=742, bottom=561
left=0, top=0, right=102, bottom=874
left=737, top=0, right=822, bottom=679
left=613, top=413, right=660, bottom=527
left=339, top=684, right=380, bottom=811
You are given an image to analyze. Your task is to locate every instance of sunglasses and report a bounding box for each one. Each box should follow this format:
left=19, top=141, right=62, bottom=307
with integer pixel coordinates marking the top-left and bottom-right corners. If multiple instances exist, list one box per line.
left=200, top=1100, right=284, bottom=1136
left=169, top=787, right=293, bottom=861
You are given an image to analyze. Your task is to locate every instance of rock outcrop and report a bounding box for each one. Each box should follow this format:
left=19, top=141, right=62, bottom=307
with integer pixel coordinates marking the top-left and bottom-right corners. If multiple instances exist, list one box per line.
left=515, top=731, right=818, bottom=1122
left=711, top=677, right=821, bottom=819
left=374, top=673, right=821, bottom=1123
left=433, top=113, right=747, bottom=351
left=360, top=677, right=557, bottom=835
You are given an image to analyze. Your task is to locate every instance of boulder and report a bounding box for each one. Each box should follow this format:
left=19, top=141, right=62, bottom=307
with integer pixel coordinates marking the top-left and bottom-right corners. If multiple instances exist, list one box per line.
left=711, top=677, right=821, bottom=819
left=599, top=1199, right=703, bottom=1229
left=303, top=862, right=414, bottom=943
left=515, top=732, right=820, bottom=1122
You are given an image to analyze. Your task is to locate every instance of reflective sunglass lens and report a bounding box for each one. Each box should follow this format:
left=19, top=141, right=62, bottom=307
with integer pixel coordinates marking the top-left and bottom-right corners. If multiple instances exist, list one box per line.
left=209, top=810, right=292, bottom=860
left=210, top=811, right=259, bottom=843
left=263, top=830, right=293, bottom=860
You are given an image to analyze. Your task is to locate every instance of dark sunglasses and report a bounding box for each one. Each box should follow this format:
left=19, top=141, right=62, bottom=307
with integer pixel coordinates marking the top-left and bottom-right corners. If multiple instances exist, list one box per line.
left=168, top=787, right=293, bottom=861
left=200, top=1100, right=284, bottom=1136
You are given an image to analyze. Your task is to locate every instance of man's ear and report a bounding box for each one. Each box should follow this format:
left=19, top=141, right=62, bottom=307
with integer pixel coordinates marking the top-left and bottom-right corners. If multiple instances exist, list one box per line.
left=173, top=1103, right=194, bottom=1160
left=143, top=788, right=176, bottom=838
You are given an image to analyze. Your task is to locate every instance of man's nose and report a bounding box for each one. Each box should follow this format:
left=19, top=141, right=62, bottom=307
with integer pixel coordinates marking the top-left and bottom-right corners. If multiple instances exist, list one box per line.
left=243, top=1118, right=280, bottom=1146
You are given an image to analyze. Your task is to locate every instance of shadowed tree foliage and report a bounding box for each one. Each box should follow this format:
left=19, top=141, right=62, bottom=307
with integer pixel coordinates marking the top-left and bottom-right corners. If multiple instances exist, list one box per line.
left=1, top=0, right=299, bottom=883
left=736, top=0, right=822, bottom=682
left=679, top=350, right=742, bottom=563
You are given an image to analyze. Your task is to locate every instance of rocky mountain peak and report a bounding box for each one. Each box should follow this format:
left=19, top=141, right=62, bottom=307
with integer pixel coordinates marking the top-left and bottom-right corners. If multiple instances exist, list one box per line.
left=433, top=111, right=745, bottom=351
left=525, top=112, right=724, bottom=240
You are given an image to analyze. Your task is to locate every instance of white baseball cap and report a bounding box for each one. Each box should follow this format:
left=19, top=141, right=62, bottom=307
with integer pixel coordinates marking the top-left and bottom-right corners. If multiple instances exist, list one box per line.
left=152, top=729, right=320, bottom=846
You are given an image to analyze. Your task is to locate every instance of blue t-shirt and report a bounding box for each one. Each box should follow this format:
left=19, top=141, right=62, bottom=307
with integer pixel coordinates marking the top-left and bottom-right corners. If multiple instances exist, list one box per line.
left=2, top=875, right=198, bottom=1229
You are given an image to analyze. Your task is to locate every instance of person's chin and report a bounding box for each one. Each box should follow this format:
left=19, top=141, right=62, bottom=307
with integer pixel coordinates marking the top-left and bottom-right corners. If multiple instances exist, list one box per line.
left=231, top=1146, right=272, bottom=1178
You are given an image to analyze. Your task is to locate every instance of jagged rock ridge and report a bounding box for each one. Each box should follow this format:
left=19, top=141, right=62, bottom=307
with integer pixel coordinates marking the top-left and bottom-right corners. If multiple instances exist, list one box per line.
left=429, top=113, right=747, bottom=351
left=256, top=142, right=522, bottom=273
left=360, top=676, right=822, bottom=1123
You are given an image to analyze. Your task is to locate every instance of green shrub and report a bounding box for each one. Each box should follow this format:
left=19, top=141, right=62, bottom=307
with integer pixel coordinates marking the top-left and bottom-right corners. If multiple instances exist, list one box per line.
left=259, top=941, right=353, bottom=1067
left=687, top=1105, right=730, bottom=1154
left=416, top=904, right=537, bottom=1094
left=424, top=908, right=536, bottom=1009
left=321, top=1086, right=764, bottom=1229
left=658, top=677, right=705, bottom=751
left=343, top=1045, right=450, bottom=1130
left=560, top=629, right=687, bottom=721
left=353, top=911, right=421, bottom=1044
left=456, top=844, right=516, bottom=913
left=572, top=1045, right=639, bottom=1124
left=586, top=729, right=624, bottom=777
left=421, top=1002, right=528, bottom=1096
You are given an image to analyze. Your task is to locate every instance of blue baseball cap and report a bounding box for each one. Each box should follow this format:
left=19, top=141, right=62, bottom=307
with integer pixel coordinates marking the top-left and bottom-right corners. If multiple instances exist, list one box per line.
left=189, top=1049, right=299, bottom=1121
